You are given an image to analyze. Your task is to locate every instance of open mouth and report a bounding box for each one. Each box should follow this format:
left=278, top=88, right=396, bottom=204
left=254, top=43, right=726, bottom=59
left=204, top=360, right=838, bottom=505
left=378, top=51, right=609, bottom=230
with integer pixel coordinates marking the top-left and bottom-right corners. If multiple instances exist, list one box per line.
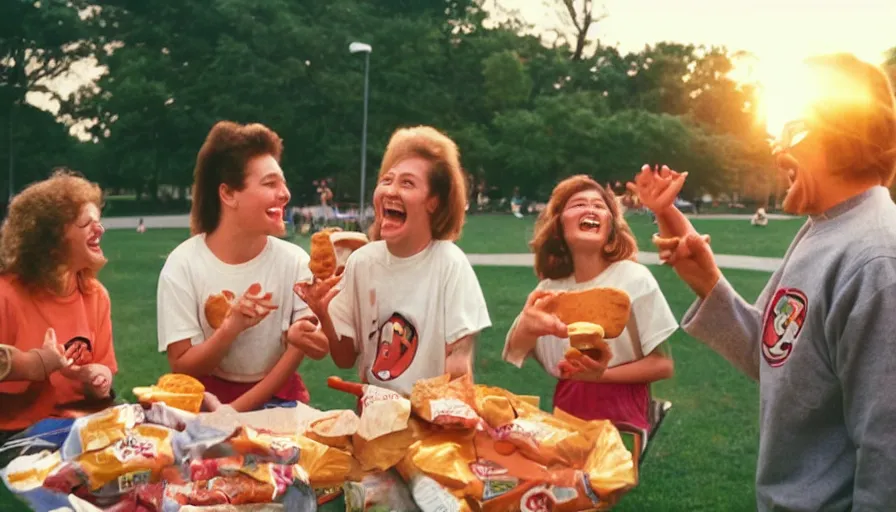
left=382, top=203, right=407, bottom=224
left=87, top=235, right=102, bottom=253
left=579, top=217, right=601, bottom=232
left=265, top=207, right=283, bottom=221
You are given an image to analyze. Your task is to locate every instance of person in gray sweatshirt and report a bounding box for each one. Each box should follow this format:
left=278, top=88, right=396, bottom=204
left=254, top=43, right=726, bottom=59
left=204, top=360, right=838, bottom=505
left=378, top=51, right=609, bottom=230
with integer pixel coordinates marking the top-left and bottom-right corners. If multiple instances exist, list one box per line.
left=629, top=53, right=896, bottom=511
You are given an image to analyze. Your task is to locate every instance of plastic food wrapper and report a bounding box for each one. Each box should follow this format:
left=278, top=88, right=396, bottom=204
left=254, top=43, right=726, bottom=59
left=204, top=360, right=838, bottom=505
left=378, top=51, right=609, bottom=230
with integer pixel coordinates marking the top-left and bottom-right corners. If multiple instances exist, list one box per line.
left=61, top=424, right=177, bottom=493
left=352, top=418, right=429, bottom=473
left=304, top=409, right=359, bottom=450
left=1, top=450, right=72, bottom=512
left=343, top=470, right=418, bottom=512
left=410, top=374, right=480, bottom=429
left=62, top=404, right=147, bottom=459
left=488, top=400, right=595, bottom=468
left=296, top=434, right=358, bottom=489
left=404, top=431, right=478, bottom=491
left=327, top=377, right=410, bottom=441
left=580, top=421, right=637, bottom=505
left=472, top=386, right=542, bottom=430
left=394, top=454, right=473, bottom=512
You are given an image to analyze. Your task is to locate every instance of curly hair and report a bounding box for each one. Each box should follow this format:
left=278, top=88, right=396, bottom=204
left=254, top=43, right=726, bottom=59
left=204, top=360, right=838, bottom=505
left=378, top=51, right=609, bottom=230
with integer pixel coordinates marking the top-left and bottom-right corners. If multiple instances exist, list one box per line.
left=191, top=121, right=284, bottom=235
left=531, top=175, right=637, bottom=280
left=0, top=169, right=104, bottom=295
left=368, top=126, right=467, bottom=242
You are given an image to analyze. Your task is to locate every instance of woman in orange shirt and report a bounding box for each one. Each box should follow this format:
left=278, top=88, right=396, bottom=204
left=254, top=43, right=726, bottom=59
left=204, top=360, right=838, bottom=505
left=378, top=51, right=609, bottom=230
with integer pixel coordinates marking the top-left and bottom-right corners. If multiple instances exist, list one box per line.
left=0, top=170, right=117, bottom=442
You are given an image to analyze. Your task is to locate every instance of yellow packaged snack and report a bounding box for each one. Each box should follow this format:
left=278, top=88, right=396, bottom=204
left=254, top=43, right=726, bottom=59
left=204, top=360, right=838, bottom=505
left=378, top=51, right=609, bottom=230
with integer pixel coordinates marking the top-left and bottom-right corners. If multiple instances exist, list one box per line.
left=77, top=424, right=175, bottom=491
left=296, top=434, right=358, bottom=489
left=304, top=409, right=359, bottom=450
left=411, top=374, right=480, bottom=429
left=78, top=404, right=145, bottom=454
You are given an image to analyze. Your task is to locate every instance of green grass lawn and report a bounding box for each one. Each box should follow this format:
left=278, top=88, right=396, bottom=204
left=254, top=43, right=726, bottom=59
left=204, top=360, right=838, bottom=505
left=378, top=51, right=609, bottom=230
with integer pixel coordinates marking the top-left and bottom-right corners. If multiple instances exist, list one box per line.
left=1, top=218, right=779, bottom=511
left=440, top=213, right=804, bottom=258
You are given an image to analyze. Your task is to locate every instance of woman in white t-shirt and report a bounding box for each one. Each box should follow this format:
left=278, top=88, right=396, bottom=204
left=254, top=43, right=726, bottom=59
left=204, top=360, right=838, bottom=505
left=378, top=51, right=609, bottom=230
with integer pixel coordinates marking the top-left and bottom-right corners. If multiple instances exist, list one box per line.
left=298, top=126, right=492, bottom=397
left=503, top=175, right=678, bottom=431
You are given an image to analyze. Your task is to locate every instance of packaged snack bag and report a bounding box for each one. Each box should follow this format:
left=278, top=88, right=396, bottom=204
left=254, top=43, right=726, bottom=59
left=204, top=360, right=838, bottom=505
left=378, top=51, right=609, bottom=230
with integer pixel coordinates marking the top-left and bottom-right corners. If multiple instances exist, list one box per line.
left=410, top=374, right=479, bottom=430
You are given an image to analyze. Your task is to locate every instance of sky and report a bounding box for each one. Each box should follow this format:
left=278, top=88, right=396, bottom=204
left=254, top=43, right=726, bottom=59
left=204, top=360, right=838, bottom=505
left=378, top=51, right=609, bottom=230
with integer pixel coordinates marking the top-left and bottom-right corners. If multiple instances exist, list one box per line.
left=493, top=0, right=895, bottom=66
left=33, top=0, right=896, bottom=139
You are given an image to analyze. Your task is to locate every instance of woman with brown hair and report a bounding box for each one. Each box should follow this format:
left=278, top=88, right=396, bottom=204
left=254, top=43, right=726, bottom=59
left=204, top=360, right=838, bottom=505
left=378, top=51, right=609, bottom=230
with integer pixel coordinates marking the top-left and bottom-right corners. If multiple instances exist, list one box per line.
left=0, top=170, right=117, bottom=441
left=503, top=175, right=677, bottom=430
left=296, top=125, right=491, bottom=397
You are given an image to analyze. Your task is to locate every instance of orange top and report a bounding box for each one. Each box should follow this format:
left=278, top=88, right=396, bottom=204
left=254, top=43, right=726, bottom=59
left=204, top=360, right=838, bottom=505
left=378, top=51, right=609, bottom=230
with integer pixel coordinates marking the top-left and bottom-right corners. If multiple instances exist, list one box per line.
left=0, top=274, right=117, bottom=431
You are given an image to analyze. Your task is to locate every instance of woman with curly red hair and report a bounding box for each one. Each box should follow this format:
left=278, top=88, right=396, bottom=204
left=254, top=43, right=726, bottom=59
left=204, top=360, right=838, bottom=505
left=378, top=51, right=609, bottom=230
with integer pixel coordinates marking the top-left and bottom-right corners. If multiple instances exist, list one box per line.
left=503, top=175, right=677, bottom=430
left=0, top=170, right=117, bottom=442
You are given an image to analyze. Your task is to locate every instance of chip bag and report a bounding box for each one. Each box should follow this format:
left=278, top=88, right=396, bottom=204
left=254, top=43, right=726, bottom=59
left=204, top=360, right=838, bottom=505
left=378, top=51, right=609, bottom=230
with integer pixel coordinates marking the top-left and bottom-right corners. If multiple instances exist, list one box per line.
left=410, top=374, right=479, bottom=430
left=296, top=434, right=358, bottom=489
left=352, top=418, right=429, bottom=473
left=77, top=424, right=176, bottom=491
left=488, top=400, right=594, bottom=469
left=66, top=404, right=146, bottom=458
left=304, top=409, right=359, bottom=450
left=328, top=377, right=410, bottom=441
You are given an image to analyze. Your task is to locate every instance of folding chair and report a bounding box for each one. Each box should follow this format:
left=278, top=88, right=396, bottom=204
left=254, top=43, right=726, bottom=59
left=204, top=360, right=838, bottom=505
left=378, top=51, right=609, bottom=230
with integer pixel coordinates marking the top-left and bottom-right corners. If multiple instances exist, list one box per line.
left=613, top=393, right=672, bottom=469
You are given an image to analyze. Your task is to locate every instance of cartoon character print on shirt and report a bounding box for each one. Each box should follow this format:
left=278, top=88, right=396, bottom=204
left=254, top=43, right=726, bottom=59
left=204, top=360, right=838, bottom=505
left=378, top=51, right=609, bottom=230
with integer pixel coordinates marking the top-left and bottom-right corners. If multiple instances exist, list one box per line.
left=370, top=313, right=419, bottom=382
left=761, top=288, right=808, bottom=367
left=64, top=336, right=93, bottom=366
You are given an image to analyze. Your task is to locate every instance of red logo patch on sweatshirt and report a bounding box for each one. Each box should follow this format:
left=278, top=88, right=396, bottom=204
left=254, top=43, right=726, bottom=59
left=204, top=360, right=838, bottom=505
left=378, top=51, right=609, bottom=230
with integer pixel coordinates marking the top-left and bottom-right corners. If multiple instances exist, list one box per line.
left=762, top=288, right=808, bottom=367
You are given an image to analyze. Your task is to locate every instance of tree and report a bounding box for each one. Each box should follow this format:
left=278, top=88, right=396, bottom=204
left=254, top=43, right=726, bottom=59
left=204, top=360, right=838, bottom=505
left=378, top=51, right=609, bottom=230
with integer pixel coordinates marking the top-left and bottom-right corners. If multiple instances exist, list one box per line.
left=1, top=0, right=98, bottom=199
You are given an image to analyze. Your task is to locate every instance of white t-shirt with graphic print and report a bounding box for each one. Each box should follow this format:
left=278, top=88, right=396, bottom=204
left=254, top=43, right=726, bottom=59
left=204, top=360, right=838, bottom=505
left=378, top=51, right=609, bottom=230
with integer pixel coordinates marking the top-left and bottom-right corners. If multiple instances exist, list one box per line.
left=328, top=240, right=492, bottom=396
left=156, top=234, right=312, bottom=382
left=503, top=259, right=678, bottom=378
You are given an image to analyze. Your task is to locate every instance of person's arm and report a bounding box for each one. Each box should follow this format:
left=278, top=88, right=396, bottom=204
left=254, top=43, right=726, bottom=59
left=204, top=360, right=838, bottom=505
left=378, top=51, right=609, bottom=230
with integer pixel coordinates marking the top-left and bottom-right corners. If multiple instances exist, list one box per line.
left=165, top=324, right=243, bottom=376
left=3, top=345, right=67, bottom=381
left=830, top=259, right=896, bottom=508
left=503, top=290, right=567, bottom=367
left=680, top=277, right=764, bottom=381
left=445, top=335, right=475, bottom=379
left=320, top=259, right=359, bottom=370
left=443, top=250, right=493, bottom=379
left=158, top=270, right=263, bottom=376
left=228, top=346, right=304, bottom=412
left=570, top=344, right=674, bottom=383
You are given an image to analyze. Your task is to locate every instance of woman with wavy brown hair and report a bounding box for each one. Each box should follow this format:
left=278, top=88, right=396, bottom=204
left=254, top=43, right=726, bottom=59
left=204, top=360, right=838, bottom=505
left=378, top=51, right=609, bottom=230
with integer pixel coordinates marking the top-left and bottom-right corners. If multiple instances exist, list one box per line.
left=0, top=169, right=117, bottom=442
left=503, top=175, right=677, bottom=431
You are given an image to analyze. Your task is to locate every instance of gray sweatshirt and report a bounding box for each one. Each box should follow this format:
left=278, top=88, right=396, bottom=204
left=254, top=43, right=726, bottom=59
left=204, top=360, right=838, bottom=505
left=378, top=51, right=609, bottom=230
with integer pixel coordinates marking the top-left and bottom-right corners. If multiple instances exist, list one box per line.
left=682, top=186, right=896, bottom=511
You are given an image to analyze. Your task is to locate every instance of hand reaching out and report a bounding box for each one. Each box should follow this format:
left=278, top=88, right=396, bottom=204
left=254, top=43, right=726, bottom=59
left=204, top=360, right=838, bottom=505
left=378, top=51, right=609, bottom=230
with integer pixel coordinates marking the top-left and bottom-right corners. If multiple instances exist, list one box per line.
left=626, top=164, right=688, bottom=213
left=294, top=274, right=342, bottom=321
left=516, top=290, right=568, bottom=340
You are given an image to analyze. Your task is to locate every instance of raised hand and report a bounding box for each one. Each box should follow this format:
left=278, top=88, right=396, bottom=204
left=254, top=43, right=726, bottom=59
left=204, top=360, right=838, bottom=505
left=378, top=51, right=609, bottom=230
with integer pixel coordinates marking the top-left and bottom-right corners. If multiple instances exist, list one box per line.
left=223, top=283, right=278, bottom=333
left=654, top=232, right=721, bottom=299
left=626, top=164, right=687, bottom=213
left=294, top=274, right=342, bottom=320
left=516, top=290, right=568, bottom=340
left=42, top=328, right=74, bottom=374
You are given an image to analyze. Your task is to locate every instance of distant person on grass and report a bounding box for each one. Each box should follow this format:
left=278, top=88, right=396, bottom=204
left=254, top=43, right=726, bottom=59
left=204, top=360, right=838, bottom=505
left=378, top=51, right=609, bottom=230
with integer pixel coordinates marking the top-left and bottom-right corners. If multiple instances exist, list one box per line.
left=631, top=53, right=896, bottom=510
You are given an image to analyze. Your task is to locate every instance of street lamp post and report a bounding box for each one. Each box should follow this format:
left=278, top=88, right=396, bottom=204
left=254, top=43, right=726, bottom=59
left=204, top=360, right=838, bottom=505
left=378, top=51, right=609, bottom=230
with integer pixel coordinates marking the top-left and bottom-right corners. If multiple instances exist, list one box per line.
left=349, top=42, right=372, bottom=229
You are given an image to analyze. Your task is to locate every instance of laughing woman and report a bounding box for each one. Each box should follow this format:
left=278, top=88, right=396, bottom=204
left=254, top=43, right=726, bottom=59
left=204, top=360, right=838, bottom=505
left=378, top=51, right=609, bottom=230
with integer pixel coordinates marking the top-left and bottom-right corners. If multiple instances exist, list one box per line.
left=0, top=170, right=117, bottom=442
left=503, top=175, right=678, bottom=431
left=297, top=126, right=492, bottom=397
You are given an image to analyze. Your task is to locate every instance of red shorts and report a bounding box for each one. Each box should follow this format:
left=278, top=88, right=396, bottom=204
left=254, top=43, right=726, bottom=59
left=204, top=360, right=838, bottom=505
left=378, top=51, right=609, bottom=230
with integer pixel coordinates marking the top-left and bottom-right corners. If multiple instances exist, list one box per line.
left=198, top=373, right=310, bottom=407
left=553, top=380, right=650, bottom=431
